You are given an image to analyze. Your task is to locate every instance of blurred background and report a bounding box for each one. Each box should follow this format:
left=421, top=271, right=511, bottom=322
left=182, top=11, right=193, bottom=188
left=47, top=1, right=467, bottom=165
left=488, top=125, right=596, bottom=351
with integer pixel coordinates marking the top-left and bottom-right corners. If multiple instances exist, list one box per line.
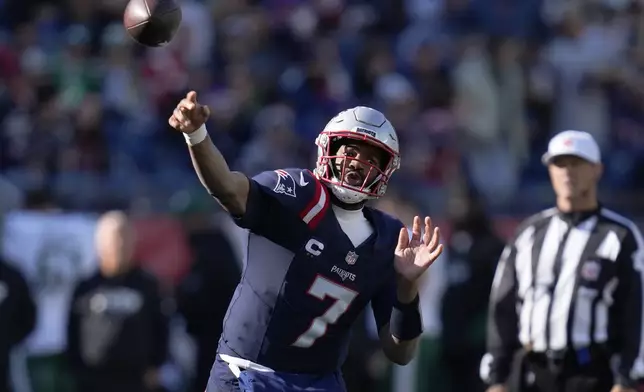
left=1, top=0, right=644, bottom=391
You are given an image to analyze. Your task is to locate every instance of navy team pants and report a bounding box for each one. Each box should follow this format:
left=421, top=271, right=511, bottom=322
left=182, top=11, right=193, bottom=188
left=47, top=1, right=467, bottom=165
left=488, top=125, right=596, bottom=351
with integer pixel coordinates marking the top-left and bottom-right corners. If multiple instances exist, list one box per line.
left=207, top=356, right=347, bottom=392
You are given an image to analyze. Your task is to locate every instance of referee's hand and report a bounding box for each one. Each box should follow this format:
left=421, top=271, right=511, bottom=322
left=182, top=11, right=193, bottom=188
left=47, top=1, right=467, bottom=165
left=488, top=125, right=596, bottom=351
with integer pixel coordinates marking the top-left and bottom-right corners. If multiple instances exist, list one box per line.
left=486, top=385, right=507, bottom=392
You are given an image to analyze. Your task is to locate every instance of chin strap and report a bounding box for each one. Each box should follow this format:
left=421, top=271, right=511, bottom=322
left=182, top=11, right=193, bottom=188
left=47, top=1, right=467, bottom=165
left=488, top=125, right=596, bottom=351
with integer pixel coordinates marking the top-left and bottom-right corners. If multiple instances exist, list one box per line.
left=328, top=190, right=367, bottom=211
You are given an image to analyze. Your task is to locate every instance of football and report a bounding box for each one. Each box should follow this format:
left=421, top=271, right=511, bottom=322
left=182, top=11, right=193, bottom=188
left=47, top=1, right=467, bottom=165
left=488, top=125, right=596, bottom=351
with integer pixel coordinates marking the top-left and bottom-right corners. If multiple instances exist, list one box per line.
left=123, top=0, right=182, bottom=47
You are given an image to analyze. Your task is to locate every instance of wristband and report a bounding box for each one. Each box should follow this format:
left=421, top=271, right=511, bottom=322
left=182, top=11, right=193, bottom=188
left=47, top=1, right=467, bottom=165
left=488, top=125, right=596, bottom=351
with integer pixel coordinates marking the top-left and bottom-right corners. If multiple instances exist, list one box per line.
left=183, top=124, right=208, bottom=146
left=390, top=294, right=423, bottom=341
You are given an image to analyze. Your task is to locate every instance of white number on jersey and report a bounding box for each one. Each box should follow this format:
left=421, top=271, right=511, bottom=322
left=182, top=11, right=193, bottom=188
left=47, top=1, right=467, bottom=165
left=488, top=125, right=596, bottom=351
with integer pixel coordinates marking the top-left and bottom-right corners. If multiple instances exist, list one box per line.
left=292, top=275, right=358, bottom=348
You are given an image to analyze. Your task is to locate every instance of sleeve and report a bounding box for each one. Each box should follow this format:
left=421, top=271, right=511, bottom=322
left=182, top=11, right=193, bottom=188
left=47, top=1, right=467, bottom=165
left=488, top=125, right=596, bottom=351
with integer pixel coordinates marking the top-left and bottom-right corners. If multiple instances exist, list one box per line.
left=480, top=241, right=521, bottom=385
left=613, top=229, right=644, bottom=388
left=8, top=267, right=36, bottom=346
left=370, top=276, right=396, bottom=332
left=233, top=169, right=330, bottom=234
left=148, top=279, right=170, bottom=368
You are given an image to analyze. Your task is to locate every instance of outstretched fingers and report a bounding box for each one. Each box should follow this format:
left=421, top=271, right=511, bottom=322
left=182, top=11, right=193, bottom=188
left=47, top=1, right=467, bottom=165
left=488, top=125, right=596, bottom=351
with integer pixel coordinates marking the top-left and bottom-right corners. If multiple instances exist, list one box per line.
left=430, top=242, right=444, bottom=260
left=411, top=216, right=422, bottom=245
left=427, top=226, right=440, bottom=252
left=422, top=216, right=433, bottom=246
left=418, top=239, right=444, bottom=268
left=396, top=227, right=409, bottom=252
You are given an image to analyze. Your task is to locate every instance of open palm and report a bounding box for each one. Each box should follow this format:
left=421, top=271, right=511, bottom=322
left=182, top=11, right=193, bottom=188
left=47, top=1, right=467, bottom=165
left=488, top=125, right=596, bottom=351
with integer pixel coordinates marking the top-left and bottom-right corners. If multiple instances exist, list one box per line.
left=394, top=216, right=443, bottom=282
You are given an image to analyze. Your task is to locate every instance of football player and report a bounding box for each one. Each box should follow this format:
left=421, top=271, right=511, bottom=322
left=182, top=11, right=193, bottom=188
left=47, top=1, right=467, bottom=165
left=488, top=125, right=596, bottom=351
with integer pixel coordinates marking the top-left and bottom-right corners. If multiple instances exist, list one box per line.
left=168, top=91, right=444, bottom=392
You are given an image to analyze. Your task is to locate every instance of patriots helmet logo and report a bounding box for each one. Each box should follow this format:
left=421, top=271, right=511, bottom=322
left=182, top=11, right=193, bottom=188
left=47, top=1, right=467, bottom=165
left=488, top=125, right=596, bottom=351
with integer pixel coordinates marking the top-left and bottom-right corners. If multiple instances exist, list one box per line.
left=273, top=170, right=297, bottom=197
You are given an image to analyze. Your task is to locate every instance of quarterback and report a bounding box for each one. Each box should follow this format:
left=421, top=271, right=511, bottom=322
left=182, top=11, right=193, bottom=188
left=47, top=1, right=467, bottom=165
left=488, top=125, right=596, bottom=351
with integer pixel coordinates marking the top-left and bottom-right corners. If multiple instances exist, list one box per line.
left=168, top=91, right=443, bottom=392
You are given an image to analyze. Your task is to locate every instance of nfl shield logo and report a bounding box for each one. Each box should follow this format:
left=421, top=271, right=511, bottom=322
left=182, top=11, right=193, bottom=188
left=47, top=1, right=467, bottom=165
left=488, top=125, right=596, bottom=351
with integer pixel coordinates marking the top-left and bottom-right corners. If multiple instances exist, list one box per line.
left=345, top=251, right=359, bottom=265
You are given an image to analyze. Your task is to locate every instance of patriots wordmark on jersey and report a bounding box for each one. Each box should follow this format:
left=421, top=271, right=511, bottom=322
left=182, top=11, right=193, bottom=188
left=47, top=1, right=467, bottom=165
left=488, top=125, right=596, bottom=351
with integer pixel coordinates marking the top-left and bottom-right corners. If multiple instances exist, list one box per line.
left=208, top=168, right=404, bottom=392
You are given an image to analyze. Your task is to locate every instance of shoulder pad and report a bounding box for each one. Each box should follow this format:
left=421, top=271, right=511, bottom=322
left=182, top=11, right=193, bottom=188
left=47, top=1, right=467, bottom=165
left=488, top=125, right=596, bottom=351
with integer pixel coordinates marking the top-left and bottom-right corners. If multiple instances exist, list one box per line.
left=251, top=168, right=330, bottom=229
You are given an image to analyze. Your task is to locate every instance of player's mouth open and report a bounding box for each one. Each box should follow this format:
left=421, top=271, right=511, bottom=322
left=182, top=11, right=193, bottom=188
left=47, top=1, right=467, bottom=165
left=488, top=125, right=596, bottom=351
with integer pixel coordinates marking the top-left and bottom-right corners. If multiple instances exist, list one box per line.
left=344, top=171, right=363, bottom=187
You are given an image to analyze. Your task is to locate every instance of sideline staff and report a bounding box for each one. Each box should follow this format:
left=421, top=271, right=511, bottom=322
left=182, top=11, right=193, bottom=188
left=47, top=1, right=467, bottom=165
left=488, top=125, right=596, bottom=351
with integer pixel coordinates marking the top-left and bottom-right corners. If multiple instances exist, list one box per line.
left=0, top=257, right=36, bottom=392
left=481, top=130, right=644, bottom=392
left=67, top=212, right=169, bottom=392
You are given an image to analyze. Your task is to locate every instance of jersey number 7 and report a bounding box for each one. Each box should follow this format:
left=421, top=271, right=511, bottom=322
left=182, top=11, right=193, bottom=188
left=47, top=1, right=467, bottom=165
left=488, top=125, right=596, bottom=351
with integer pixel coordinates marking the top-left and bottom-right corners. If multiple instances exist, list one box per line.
left=292, top=275, right=358, bottom=348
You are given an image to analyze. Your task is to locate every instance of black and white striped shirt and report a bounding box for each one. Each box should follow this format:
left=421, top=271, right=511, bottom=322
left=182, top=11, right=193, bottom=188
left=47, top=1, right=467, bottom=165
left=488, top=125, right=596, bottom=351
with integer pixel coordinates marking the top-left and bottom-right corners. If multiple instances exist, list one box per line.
left=481, top=207, right=644, bottom=387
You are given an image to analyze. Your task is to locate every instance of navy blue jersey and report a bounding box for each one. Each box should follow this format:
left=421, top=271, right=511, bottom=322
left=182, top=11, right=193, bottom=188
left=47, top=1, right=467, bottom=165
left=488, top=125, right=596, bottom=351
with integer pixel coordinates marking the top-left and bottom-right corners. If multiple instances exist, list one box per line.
left=218, top=168, right=403, bottom=374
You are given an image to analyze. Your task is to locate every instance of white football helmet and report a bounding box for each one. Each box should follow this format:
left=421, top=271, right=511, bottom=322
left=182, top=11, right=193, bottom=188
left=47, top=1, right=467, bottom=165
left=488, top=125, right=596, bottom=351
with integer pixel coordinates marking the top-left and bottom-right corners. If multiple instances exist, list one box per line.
left=314, top=106, right=401, bottom=204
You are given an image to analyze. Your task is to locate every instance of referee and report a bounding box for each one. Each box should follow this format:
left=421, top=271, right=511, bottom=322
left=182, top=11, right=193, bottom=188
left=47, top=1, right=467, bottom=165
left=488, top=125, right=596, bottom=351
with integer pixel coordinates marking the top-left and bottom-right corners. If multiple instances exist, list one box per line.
left=480, top=130, right=644, bottom=392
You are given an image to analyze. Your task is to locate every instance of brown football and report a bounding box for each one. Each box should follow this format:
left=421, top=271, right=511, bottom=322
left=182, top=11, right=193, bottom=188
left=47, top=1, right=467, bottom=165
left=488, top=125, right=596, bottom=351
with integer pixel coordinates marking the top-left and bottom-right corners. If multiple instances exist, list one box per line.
left=123, top=0, right=182, bottom=47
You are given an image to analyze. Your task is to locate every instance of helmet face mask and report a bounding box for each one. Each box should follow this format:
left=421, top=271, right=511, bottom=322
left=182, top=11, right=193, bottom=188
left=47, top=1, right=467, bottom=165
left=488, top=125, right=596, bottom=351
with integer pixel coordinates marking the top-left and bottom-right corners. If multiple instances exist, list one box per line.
left=314, top=107, right=401, bottom=204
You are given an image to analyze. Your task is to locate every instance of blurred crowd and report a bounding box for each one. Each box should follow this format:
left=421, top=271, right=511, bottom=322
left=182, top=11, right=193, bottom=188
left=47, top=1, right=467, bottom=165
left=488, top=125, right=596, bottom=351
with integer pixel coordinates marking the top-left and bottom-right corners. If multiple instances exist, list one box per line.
left=2, top=0, right=644, bottom=217
left=2, top=0, right=644, bottom=391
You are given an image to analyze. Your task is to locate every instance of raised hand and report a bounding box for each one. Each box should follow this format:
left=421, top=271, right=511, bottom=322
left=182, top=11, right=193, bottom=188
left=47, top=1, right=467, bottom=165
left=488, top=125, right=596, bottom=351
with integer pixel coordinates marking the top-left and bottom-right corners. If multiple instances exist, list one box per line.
left=168, top=91, right=211, bottom=134
left=394, top=216, right=443, bottom=283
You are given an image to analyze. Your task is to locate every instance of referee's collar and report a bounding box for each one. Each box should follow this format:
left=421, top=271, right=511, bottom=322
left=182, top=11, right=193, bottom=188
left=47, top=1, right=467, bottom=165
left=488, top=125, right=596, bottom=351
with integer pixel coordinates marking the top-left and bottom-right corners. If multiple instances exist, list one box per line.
left=557, top=204, right=601, bottom=226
